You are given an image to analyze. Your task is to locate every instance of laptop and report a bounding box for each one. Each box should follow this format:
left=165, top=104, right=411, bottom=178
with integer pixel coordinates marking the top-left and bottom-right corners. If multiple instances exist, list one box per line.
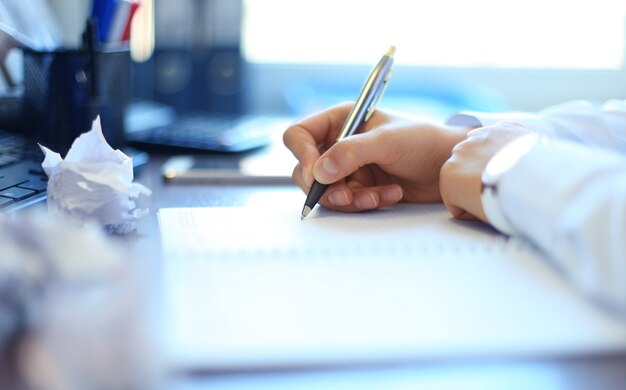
left=124, top=101, right=290, bottom=153
left=0, top=129, right=48, bottom=212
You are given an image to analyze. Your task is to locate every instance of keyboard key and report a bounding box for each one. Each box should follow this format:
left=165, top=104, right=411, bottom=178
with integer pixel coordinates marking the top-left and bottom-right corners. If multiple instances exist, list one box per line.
left=0, top=179, right=27, bottom=192
left=0, top=197, right=12, bottom=208
left=28, top=168, right=47, bottom=176
left=18, top=180, right=48, bottom=192
left=0, top=187, right=36, bottom=200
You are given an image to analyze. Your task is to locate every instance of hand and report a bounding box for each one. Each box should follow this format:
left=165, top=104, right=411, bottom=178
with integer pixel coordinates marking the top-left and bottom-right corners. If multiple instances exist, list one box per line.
left=283, top=103, right=470, bottom=212
left=439, top=121, right=531, bottom=222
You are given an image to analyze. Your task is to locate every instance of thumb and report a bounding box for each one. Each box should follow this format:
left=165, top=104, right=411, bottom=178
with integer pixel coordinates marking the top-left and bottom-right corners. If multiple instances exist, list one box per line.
left=312, top=131, right=392, bottom=184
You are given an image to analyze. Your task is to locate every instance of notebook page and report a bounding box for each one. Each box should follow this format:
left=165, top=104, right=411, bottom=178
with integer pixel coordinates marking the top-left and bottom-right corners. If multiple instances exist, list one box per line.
left=158, top=197, right=626, bottom=371
left=160, top=202, right=515, bottom=261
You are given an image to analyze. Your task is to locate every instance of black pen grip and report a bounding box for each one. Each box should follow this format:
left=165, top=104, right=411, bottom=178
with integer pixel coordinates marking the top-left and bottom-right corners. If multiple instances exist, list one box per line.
left=304, top=180, right=329, bottom=210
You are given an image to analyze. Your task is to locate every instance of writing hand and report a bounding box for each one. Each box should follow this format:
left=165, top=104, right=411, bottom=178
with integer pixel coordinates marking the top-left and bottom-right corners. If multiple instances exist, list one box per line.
left=284, top=103, right=470, bottom=212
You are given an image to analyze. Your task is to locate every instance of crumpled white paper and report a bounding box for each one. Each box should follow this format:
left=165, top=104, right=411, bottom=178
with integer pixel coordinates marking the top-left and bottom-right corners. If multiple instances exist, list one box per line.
left=40, top=117, right=151, bottom=234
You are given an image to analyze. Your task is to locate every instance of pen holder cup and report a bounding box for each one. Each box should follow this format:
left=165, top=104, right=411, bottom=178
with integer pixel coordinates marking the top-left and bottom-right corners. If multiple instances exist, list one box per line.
left=21, top=48, right=131, bottom=155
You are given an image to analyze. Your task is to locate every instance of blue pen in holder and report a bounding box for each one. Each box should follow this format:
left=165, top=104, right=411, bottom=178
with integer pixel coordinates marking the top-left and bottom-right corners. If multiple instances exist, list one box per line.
left=21, top=47, right=131, bottom=155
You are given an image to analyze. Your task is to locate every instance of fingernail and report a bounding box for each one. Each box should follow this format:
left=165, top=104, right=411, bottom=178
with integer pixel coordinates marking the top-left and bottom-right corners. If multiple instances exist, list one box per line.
left=383, top=187, right=402, bottom=202
left=328, top=190, right=350, bottom=206
left=355, top=193, right=378, bottom=209
left=316, top=157, right=338, bottom=181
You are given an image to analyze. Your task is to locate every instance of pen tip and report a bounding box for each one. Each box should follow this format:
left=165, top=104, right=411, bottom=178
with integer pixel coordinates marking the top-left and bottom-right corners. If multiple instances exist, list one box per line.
left=301, top=206, right=312, bottom=220
left=386, top=45, right=396, bottom=58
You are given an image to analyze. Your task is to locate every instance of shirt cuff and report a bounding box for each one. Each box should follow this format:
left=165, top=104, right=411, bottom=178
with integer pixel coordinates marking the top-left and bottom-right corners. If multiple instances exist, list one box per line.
left=480, top=134, right=543, bottom=235
left=447, top=111, right=555, bottom=136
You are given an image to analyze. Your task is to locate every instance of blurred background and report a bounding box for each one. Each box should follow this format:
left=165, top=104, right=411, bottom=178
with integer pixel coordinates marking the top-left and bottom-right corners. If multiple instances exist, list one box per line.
left=7, top=0, right=624, bottom=124
left=146, top=0, right=626, bottom=119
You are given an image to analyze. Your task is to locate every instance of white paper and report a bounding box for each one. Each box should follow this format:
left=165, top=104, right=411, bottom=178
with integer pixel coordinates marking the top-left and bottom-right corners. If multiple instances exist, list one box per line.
left=158, top=197, right=626, bottom=371
left=41, top=117, right=151, bottom=234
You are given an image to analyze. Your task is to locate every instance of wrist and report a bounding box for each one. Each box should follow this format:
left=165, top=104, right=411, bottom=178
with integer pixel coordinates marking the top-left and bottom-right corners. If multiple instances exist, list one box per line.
left=413, top=124, right=474, bottom=203
left=442, top=124, right=476, bottom=156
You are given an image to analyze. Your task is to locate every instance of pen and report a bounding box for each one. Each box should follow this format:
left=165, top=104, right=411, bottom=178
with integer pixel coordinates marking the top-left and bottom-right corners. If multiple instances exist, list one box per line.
left=107, top=0, right=141, bottom=43
left=300, top=46, right=395, bottom=220
left=82, top=19, right=99, bottom=101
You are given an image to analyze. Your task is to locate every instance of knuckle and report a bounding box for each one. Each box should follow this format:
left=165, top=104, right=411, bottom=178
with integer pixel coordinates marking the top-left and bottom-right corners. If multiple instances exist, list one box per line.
left=440, top=158, right=460, bottom=181
left=440, top=191, right=463, bottom=219
left=282, top=126, right=303, bottom=152
left=340, top=143, right=361, bottom=170
left=372, top=126, right=393, bottom=143
left=449, top=206, right=466, bottom=219
left=333, top=140, right=358, bottom=164
left=292, top=163, right=301, bottom=178
left=439, top=162, right=451, bottom=183
left=467, top=127, right=490, bottom=139
left=282, top=127, right=293, bottom=147
left=450, top=141, right=467, bottom=156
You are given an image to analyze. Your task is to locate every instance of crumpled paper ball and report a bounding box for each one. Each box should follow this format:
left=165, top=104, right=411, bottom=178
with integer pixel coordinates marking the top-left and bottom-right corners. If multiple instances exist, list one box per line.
left=40, top=117, right=151, bottom=234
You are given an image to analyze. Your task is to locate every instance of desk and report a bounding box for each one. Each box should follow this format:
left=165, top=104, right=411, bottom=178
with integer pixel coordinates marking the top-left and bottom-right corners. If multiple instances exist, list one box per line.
left=133, top=154, right=626, bottom=390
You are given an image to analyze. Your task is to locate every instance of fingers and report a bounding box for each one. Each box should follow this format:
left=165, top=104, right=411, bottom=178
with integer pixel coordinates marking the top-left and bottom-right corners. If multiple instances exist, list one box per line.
left=293, top=157, right=404, bottom=213
left=318, top=183, right=404, bottom=213
left=291, top=163, right=309, bottom=193
left=285, top=104, right=407, bottom=213
left=293, top=169, right=404, bottom=213
left=284, top=103, right=356, bottom=189
left=311, top=129, right=395, bottom=184
left=283, top=103, right=354, bottom=157
left=284, top=128, right=319, bottom=188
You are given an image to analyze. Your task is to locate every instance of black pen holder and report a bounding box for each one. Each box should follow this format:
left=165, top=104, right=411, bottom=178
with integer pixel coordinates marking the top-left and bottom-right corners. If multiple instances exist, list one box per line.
left=21, top=48, right=131, bottom=155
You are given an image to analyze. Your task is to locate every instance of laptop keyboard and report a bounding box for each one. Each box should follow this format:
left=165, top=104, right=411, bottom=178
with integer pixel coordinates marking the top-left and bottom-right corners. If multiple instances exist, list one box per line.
left=0, top=132, right=39, bottom=167
left=0, top=131, right=47, bottom=212
left=126, top=114, right=285, bottom=152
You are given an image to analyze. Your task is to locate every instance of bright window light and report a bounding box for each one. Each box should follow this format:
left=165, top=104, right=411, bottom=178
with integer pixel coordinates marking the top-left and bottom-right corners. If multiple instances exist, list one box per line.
left=243, top=0, right=626, bottom=69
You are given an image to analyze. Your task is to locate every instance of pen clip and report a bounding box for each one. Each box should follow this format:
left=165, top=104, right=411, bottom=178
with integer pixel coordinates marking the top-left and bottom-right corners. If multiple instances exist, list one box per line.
left=364, top=69, right=393, bottom=122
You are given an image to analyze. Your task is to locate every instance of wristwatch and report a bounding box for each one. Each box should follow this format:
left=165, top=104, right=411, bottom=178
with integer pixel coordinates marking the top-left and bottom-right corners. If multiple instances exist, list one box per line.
left=481, top=134, right=545, bottom=235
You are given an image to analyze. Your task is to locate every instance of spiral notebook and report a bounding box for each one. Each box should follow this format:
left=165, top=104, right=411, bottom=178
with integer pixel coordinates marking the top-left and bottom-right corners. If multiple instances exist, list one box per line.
left=158, top=194, right=626, bottom=372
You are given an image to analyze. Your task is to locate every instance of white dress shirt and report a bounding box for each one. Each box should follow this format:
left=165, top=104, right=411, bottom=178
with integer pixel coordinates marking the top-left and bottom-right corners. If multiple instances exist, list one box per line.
left=449, top=100, right=626, bottom=312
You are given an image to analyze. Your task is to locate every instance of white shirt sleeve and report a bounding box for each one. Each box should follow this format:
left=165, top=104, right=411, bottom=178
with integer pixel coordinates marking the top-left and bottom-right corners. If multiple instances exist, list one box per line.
left=448, top=100, right=626, bottom=311
left=500, top=140, right=626, bottom=311
left=448, top=99, right=626, bottom=152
